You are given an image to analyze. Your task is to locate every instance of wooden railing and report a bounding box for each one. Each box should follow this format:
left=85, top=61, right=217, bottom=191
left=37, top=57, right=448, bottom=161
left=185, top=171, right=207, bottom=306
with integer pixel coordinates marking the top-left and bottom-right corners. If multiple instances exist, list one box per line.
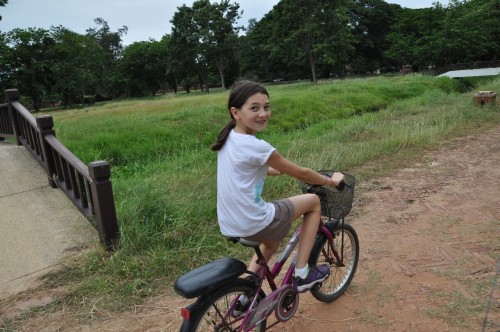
left=0, top=102, right=14, bottom=139
left=0, top=89, right=119, bottom=249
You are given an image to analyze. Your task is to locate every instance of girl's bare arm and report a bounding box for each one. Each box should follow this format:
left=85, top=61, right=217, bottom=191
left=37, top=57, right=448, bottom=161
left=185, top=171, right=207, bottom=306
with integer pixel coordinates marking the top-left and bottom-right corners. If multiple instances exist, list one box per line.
left=267, top=151, right=344, bottom=186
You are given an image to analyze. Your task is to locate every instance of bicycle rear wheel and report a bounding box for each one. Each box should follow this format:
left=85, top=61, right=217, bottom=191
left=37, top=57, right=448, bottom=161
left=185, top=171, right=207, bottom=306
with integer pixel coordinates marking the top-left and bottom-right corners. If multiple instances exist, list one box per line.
left=308, top=222, right=359, bottom=302
left=180, top=278, right=267, bottom=332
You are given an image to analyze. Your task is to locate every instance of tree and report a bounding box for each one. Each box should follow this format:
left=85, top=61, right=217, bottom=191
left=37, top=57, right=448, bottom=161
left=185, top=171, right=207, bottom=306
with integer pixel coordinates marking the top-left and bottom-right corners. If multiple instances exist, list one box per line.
left=385, top=0, right=500, bottom=69
left=384, top=6, right=444, bottom=68
left=4, top=28, right=55, bottom=111
left=86, top=18, right=127, bottom=61
left=0, top=0, right=7, bottom=21
left=147, top=37, right=171, bottom=94
left=348, top=0, right=400, bottom=73
left=384, top=8, right=418, bottom=67
left=50, top=26, right=105, bottom=106
left=117, top=39, right=169, bottom=97
left=239, top=13, right=280, bottom=81
left=0, top=32, right=12, bottom=96
left=272, top=0, right=354, bottom=82
left=431, top=0, right=500, bottom=64
left=170, top=4, right=203, bottom=93
left=193, top=0, right=242, bottom=89
left=160, top=35, right=178, bottom=94
left=86, top=18, right=128, bottom=98
left=170, top=0, right=242, bottom=91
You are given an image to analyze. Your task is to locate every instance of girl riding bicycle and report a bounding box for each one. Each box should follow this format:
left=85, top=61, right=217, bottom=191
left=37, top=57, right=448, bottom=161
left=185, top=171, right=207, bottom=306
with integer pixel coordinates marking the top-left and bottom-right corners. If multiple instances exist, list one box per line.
left=210, top=80, right=344, bottom=293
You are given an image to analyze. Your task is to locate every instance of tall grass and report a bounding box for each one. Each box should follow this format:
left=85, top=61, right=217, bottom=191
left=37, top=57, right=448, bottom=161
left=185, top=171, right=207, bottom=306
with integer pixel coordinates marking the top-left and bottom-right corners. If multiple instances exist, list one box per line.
left=45, top=75, right=499, bottom=309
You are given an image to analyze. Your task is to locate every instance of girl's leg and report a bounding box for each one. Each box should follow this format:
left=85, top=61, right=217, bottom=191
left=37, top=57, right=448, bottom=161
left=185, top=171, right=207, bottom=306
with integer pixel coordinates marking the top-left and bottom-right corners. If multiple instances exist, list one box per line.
left=247, top=193, right=320, bottom=273
left=248, top=240, right=280, bottom=273
left=287, top=194, right=321, bottom=269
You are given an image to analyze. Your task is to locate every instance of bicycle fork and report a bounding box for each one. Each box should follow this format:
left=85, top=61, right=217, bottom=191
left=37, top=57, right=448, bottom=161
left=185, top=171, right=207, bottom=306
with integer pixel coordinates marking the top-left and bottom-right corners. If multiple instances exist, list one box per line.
left=323, top=220, right=345, bottom=267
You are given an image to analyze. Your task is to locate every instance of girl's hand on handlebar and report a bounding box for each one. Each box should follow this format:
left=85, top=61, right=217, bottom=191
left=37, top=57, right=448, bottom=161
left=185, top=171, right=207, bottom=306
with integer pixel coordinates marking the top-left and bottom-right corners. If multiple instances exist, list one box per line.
left=329, top=172, right=345, bottom=187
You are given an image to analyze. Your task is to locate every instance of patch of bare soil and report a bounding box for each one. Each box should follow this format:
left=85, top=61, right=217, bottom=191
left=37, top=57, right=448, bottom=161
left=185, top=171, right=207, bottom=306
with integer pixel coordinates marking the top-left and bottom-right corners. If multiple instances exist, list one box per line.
left=2, top=126, right=499, bottom=331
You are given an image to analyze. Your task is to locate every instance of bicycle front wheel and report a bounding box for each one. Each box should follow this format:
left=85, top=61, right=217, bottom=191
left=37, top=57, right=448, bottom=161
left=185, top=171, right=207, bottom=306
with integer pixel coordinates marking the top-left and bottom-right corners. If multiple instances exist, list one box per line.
left=309, top=222, right=359, bottom=302
left=180, top=278, right=267, bottom=332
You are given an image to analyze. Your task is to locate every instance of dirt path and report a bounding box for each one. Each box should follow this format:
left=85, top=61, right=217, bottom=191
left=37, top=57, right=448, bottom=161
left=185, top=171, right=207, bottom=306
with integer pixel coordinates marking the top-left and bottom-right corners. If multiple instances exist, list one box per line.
left=2, top=126, right=499, bottom=331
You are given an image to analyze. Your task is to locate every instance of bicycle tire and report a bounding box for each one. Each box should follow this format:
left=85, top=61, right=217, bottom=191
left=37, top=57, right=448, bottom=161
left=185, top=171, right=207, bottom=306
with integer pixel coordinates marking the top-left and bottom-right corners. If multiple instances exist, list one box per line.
left=308, top=223, right=359, bottom=302
left=180, top=278, right=267, bottom=332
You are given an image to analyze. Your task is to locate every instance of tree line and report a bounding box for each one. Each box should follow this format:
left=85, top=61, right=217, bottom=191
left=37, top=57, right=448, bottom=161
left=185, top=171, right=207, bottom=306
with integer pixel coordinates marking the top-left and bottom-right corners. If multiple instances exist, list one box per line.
left=0, top=0, right=498, bottom=111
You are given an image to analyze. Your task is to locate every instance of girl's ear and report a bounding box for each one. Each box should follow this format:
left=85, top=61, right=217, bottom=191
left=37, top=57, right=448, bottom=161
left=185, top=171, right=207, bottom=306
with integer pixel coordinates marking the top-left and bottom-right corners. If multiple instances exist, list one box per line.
left=230, top=107, right=239, bottom=120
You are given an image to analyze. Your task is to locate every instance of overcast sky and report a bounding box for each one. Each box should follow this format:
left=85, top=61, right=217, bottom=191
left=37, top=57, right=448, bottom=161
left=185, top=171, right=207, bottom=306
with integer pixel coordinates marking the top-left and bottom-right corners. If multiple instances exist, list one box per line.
left=1, top=0, right=449, bottom=46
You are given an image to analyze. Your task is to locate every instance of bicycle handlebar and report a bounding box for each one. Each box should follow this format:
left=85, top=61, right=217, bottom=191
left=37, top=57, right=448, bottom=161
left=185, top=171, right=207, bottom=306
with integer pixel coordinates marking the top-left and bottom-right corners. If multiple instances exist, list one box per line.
left=299, top=170, right=356, bottom=219
left=303, top=171, right=350, bottom=193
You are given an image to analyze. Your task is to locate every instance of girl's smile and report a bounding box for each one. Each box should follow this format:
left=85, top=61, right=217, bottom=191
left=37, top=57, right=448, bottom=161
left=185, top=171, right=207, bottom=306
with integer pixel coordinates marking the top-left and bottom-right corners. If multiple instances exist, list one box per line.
left=231, top=93, right=271, bottom=135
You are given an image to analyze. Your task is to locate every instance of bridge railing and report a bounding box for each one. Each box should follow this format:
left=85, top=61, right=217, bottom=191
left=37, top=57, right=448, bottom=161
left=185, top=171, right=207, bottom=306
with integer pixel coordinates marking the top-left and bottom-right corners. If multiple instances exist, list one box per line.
left=0, top=102, right=15, bottom=139
left=0, top=89, right=119, bottom=249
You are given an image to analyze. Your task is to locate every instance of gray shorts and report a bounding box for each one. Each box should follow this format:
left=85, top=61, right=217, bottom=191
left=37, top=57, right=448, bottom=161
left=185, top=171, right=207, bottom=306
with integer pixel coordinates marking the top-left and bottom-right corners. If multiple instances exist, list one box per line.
left=244, top=199, right=295, bottom=242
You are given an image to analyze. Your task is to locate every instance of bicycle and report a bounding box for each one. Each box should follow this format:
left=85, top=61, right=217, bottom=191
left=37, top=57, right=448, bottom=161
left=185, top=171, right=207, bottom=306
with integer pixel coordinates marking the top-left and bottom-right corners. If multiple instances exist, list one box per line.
left=174, top=171, right=359, bottom=331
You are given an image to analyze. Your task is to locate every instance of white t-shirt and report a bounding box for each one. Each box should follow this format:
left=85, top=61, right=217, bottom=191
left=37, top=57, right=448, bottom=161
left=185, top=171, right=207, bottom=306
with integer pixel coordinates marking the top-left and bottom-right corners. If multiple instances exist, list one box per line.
left=217, top=130, right=276, bottom=237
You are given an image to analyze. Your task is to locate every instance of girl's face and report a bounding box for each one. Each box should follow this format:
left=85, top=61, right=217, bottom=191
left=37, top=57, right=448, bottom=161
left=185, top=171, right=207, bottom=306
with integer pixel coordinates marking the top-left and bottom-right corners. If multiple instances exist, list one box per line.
left=231, top=92, right=271, bottom=135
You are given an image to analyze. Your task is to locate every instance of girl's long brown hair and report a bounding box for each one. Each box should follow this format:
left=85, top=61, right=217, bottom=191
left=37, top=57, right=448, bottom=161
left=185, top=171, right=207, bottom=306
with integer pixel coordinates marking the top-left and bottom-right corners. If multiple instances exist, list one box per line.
left=210, top=80, right=269, bottom=151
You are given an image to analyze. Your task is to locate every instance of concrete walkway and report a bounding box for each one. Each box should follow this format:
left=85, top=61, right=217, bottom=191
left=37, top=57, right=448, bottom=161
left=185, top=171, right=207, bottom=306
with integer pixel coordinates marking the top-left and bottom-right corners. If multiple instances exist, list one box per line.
left=0, top=142, right=97, bottom=299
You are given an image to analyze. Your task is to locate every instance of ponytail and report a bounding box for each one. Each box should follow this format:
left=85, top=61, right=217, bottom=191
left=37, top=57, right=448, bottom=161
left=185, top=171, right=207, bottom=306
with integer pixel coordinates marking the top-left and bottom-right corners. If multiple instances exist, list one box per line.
left=210, top=120, right=236, bottom=151
left=210, top=80, right=268, bottom=152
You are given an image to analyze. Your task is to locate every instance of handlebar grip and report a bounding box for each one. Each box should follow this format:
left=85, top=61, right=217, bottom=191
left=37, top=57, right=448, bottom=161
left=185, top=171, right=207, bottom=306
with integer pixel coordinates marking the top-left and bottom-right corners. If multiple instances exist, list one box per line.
left=336, top=181, right=346, bottom=191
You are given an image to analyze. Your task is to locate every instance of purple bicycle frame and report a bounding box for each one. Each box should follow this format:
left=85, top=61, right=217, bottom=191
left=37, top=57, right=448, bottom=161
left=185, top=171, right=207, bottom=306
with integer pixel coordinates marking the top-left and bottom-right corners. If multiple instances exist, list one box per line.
left=234, top=222, right=338, bottom=331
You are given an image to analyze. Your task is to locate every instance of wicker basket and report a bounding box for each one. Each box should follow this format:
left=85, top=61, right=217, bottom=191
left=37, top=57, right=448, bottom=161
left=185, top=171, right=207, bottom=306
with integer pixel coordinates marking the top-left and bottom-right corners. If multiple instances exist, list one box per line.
left=300, top=171, right=356, bottom=219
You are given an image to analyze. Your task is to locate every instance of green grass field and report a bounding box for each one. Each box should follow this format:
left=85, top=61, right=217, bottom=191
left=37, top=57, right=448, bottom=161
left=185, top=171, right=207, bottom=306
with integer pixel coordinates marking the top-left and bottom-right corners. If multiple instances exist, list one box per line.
left=41, top=74, right=500, bottom=311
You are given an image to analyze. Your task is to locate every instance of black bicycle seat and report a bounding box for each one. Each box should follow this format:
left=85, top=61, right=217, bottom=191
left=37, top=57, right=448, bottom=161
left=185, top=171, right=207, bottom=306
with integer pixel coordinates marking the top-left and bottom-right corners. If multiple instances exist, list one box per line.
left=227, top=237, right=260, bottom=248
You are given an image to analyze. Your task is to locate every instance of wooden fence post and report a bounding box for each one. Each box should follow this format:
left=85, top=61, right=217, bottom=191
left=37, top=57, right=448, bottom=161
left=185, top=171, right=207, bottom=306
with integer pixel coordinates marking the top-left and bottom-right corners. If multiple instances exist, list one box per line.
left=88, top=161, right=119, bottom=249
left=4, top=89, right=21, bottom=145
left=36, top=115, right=57, bottom=188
